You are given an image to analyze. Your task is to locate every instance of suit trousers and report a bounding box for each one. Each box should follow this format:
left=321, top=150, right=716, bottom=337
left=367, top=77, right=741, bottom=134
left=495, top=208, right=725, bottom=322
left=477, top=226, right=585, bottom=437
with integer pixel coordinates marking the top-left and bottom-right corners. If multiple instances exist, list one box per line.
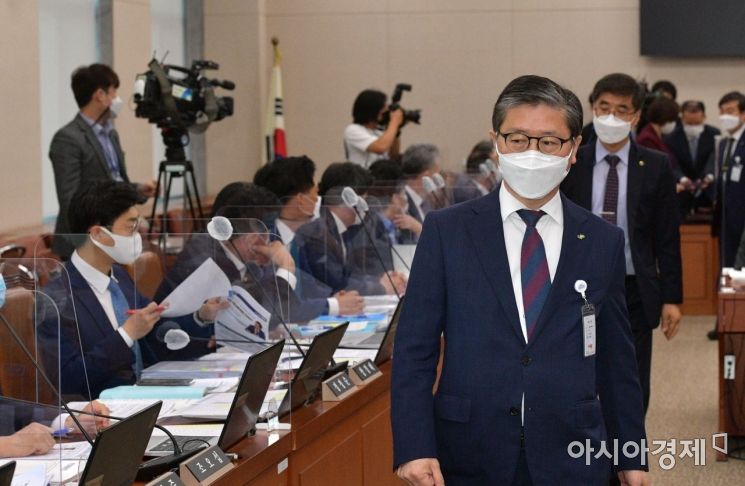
left=625, top=276, right=653, bottom=415
left=512, top=430, right=533, bottom=486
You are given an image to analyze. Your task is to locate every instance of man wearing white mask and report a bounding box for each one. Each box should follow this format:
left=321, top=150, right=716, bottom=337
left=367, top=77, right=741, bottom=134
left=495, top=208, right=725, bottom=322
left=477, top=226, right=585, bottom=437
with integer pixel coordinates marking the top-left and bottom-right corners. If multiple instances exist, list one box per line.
left=393, top=75, right=648, bottom=485
left=50, top=64, right=157, bottom=259
left=562, top=73, right=683, bottom=420
left=713, top=91, right=745, bottom=268
left=38, top=181, right=226, bottom=398
left=664, top=101, right=720, bottom=217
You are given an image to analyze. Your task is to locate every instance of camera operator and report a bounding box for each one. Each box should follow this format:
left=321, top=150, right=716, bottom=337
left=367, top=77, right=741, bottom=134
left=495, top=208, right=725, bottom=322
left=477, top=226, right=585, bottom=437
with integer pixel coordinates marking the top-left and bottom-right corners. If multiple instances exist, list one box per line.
left=344, top=89, right=403, bottom=168
left=49, top=63, right=156, bottom=259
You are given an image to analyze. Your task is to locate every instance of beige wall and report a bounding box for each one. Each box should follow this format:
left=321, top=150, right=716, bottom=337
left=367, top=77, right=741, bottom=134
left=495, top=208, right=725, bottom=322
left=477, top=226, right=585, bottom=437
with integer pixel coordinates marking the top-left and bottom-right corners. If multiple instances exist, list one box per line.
left=1, top=0, right=744, bottom=234
left=0, top=0, right=42, bottom=232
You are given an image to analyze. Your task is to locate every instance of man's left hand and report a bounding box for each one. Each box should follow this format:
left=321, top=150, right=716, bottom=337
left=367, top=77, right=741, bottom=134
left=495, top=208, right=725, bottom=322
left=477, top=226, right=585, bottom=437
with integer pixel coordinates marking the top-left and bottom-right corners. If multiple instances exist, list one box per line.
left=660, top=304, right=682, bottom=340
left=618, top=469, right=650, bottom=486
left=198, top=297, right=231, bottom=323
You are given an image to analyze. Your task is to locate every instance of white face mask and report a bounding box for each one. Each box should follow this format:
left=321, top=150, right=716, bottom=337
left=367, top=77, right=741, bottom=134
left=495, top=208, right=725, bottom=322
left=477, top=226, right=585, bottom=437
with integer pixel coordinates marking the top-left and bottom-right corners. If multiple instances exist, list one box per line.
left=495, top=144, right=573, bottom=199
left=683, top=124, right=705, bottom=138
left=298, top=192, right=321, bottom=220
left=661, top=121, right=677, bottom=135
left=720, top=114, right=741, bottom=132
left=593, top=114, right=631, bottom=144
left=90, top=227, right=143, bottom=264
left=109, top=96, right=124, bottom=118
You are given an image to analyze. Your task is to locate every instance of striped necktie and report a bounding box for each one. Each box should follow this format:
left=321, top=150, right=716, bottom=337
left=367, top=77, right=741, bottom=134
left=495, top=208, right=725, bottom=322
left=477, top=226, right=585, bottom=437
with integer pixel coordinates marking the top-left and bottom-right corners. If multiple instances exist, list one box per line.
left=602, top=154, right=620, bottom=225
left=517, top=209, right=551, bottom=342
left=108, top=279, right=143, bottom=379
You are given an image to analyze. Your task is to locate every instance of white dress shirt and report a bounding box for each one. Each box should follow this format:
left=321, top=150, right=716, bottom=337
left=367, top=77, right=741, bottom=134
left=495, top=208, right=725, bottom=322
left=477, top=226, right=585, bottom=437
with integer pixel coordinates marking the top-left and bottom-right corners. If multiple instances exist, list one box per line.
left=70, top=251, right=134, bottom=347
left=499, top=185, right=563, bottom=344
left=404, top=185, right=426, bottom=221
left=592, top=140, right=634, bottom=274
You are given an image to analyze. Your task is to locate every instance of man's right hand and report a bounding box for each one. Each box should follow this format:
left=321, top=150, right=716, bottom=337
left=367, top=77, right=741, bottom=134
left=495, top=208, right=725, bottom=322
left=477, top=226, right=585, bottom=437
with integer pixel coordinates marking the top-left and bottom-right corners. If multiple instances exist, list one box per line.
left=396, top=458, right=445, bottom=486
left=0, top=422, right=55, bottom=457
left=389, top=108, right=405, bottom=128
left=335, top=290, right=364, bottom=315
left=121, top=302, right=163, bottom=340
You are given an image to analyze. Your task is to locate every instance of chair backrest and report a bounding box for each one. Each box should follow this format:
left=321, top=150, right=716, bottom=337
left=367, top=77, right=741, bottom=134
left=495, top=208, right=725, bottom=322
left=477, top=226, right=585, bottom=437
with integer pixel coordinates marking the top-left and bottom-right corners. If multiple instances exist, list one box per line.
left=0, top=288, right=56, bottom=404
left=126, top=250, right=165, bottom=300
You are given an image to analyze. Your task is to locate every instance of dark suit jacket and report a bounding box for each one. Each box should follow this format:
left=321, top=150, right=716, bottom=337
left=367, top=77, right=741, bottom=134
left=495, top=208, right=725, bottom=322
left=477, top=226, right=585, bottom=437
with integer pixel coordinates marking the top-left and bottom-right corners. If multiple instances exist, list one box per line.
left=391, top=191, right=647, bottom=483
left=663, top=124, right=719, bottom=181
left=294, top=208, right=387, bottom=296
left=561, top=142, right=683, bottom=329
left=452, top=173, right=487, bottom=204
left=38, top=261, right=191, bottom=399
left=716, top=134, right=745, bottom=266
left=0, top=396, right=60, bottom=436
left=49, top=114, right=131, bottom=257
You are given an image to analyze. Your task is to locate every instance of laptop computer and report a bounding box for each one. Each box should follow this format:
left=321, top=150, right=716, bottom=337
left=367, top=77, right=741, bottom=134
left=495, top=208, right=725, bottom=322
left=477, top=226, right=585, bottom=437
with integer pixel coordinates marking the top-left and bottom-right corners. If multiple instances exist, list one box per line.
left=145, top=340, right=285, bottom=455
left=0, top=461, right=14, bottom=486
left=277, top=322, right=349, bottom=417
left=374, top=296, right=403, bottom=365
left=78, top=401, right=162, bottom=486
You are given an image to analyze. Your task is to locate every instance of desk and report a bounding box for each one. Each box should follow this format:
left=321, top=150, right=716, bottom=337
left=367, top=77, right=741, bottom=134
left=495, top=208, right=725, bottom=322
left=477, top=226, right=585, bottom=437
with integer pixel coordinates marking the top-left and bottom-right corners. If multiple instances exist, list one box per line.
left=717, top=288, right=745, bottom=460
left=681, top=224, right=719, bottom=315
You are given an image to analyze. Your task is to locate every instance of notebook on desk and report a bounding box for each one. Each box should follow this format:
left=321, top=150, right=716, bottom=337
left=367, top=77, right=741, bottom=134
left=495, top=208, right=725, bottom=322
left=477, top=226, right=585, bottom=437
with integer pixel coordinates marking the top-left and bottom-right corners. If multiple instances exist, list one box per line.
left=145, top=340, right=285, bottom=456
left=374, top=296, right=403, bottom=365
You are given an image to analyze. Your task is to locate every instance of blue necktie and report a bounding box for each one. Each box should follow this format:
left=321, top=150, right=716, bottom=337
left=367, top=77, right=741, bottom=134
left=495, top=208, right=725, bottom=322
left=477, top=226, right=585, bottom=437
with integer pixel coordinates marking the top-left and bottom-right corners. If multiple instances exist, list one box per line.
left=517, top=209, right=551, bottom=342
left=108, top=279, right=143, bottom=379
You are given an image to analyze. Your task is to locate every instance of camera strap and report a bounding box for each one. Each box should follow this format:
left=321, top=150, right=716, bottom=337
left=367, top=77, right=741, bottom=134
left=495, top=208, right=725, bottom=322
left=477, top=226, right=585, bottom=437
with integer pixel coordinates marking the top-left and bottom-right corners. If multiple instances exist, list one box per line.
left=148, top=59, right=182, bottom=127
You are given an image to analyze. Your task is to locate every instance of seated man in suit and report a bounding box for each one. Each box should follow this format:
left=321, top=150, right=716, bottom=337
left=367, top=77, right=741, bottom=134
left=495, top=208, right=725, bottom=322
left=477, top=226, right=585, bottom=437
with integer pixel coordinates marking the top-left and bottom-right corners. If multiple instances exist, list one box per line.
left=453, top=140, right=499, bottom=204
left=664, top=100, right=720, bottom=218
left=49, top=63, right=156, bottom=259
left=0, top=397, right=108, bottom=457
left=368, top=159, right=422, bottom=244
left=38, top=181, right=226, bottom=398
left=402, top=144, right=443, bottom=219
left=295, top=162, right=406, bottom=297
left=393, top=75, right=648, bottom=485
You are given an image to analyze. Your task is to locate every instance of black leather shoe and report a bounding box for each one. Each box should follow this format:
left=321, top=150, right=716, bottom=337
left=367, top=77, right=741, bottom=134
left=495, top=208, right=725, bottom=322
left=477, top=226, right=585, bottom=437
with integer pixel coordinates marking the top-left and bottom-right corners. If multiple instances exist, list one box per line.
left=707, top=329, right=718, bottom=341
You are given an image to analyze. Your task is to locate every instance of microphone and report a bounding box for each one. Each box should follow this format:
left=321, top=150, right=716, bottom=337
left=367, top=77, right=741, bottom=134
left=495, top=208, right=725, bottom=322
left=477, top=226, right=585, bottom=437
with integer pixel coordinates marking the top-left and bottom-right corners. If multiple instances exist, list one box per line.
left=432, top=173, right=450, bottom=207
left=155, top=321, right=268, bottom=351
left=207, top=216, right=306, bottom=357
left=421, top=176, right=444, bottom=209
left=0, top=290, right=95, bottom=445
left=210, top=79, right=235, bottom=90
left=341, top=187, right=402, bottom=299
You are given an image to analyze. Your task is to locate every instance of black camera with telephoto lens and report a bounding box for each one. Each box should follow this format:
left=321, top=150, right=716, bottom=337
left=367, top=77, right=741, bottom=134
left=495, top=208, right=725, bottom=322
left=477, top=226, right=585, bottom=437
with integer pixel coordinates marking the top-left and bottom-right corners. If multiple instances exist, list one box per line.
left=381, top=83, right=421, bottom=127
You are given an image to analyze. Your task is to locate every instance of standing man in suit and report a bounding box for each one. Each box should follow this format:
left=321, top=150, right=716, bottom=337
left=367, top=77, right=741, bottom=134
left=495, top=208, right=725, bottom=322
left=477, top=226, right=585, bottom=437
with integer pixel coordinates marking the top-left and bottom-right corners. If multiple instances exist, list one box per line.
left=39, top=181, right=226, bottom=398
left=392, top=75, right=648, bottom=485
left=49, top=64, right=156, bottom=259
left=713, top=91, right=745, bottom=268
left=562, top=73, right=683, bottom=416
left=664, top=100, right=720, bottom=217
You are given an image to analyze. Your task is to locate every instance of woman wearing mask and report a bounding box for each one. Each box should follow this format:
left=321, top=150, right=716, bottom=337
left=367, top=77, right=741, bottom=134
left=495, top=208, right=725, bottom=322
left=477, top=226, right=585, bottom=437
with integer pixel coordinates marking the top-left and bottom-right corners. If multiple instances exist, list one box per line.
left=636, top=97, right=681, bottom=177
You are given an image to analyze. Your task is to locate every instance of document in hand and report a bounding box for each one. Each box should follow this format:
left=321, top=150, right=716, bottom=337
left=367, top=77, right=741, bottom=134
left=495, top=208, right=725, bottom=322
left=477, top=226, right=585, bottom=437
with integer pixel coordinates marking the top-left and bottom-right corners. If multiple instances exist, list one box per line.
left=214, top=285, right=271, bottom=353
left=160, top=258, right=231, bottom=318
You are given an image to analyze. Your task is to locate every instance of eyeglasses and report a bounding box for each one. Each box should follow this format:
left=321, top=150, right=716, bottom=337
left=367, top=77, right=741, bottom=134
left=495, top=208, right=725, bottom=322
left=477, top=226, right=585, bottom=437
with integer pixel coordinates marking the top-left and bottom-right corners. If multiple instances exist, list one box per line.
left=497, top=131, right=574, bottom=155
left=594, top=104, right=636, bottom=118
left=108, top=217, right=142, bottom=236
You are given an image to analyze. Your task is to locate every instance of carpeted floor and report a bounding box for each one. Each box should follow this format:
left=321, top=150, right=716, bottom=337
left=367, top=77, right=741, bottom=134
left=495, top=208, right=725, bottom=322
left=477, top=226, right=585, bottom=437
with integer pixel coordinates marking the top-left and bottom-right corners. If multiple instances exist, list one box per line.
left=645, top=315, right=745, bottom=484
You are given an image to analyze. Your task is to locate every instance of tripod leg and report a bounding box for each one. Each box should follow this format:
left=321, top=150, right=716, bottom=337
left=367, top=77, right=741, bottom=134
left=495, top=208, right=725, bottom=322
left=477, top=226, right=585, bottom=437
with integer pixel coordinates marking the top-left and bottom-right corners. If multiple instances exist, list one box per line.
left=187, top=162, right=204, bottom=227
left=148, top=166, right=165, bottom=236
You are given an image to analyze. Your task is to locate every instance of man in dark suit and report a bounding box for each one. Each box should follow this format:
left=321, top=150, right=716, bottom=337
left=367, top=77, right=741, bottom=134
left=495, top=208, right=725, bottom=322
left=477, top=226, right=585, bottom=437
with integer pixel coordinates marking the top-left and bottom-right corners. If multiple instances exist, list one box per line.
left=38, top=181, right=225, bottom=398
left=401, top=144, right=442, bottom=220
left=392, top=75, right=648, bottom=485
left=664, top=100, right=720, bottom=217
left=49, top=64, right=156, bottom=258
left=452, top=142, right=498, bottom=204
left=562, top=73, right=683, bottom=416
left=295, top=162, right=406, bottom=297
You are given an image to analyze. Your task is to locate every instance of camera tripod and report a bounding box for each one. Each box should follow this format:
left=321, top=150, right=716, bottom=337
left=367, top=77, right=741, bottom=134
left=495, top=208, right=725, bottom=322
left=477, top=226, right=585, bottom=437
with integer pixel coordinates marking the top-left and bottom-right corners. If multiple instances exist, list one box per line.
left=147, top=127, right=205, bottom=240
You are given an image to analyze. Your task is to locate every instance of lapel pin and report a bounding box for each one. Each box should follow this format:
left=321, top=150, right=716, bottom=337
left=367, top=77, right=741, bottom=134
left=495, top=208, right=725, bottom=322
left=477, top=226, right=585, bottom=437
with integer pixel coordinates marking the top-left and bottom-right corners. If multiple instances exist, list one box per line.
left=639, top=160, right=645, bottom=167
left=577, top=233, right=586, bottom=240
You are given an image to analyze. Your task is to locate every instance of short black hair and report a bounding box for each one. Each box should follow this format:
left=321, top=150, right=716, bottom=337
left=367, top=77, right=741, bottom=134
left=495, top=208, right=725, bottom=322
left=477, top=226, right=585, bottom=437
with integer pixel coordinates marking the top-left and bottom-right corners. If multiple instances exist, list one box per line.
left=647, top=97, right=680, bottom=125
left=681, top=100, right=705, bottom=114
left=212, top=183, right=281, bottom=234
left=253, top=156, right=316, bottom=203
left=368, top=159, right=404, bottom=200
left=466, top=140, right=494, bottom=174
left=719, top=91, right=745, bottom=112
left=590, top=73, right=645, bottom=112
left=68, top=180, right=139, bottom=235
left=352, top=89, right=386, bottom=125
left=492, top=75, right=583, bottom=138
left=71, top=64, right=120, bottom=108
left=651, top=80, right=677, bottom=100
left=318, top=162, right=373, bottom=205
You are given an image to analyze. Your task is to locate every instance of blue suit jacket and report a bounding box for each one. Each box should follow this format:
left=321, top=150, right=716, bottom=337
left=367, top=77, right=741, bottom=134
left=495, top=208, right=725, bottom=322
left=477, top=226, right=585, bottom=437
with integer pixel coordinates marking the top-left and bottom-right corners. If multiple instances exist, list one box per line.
left=39, top=261, right=173, bottom=399
left=391, top=189, right=647, bottom=484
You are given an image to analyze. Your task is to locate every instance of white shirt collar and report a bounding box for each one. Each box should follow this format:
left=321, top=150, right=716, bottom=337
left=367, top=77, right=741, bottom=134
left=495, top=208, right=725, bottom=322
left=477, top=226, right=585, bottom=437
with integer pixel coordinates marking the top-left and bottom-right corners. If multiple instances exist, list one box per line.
left=275, top=218, right=295, bottom=246
left=473, top=179, right=489, bottom=196
left=219, top=241, right=245, bottom=273
left=499, top=184, right=563, bottom=227
left=730, top=123, right=745, bottom=144
left=330, top=210, right=349, bottom=236
left=595, top=139, right=631, bottom=166
left=404, top=184, right=424, bottom=208
left=71, top=250, right=113, bottom=295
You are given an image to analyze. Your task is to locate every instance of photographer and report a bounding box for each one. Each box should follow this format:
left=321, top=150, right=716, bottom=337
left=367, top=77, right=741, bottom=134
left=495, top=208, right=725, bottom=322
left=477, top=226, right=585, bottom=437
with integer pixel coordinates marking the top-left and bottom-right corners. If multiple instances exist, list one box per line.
left=344, top=89, right=403, bottom=168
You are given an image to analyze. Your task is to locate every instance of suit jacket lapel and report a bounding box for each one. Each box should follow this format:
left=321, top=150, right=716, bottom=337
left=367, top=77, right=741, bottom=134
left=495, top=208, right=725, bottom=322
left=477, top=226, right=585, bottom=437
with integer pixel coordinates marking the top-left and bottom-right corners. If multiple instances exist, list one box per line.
left=75, top=115, right=111, bottom=178
left=626, top=143, right=642, bottom=242
left=466, top=190, right=524, bottom=343
left=66, top=262, right=117, bottom=339
left=527, top=196, right=588, bottom=348
left=576, top=146, right=595, bottom=210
